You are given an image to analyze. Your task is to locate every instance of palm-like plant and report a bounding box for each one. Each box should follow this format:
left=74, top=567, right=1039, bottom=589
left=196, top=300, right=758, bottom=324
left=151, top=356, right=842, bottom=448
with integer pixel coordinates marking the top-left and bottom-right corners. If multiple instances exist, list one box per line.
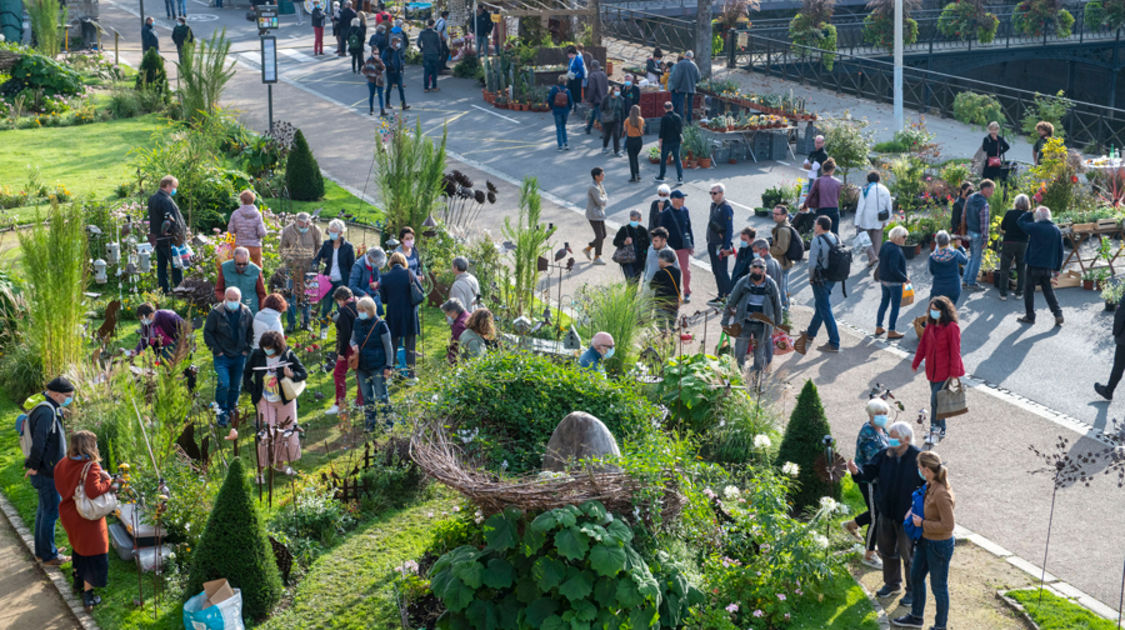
left=500, top=177, right=555, bottom=317
left=24, top=0, right=64, bottom=57
left=575, top=282, right=655, bottom=375
left=177, top=29, right=236, bottom=121
left=374, top=119, right=448, bottom=235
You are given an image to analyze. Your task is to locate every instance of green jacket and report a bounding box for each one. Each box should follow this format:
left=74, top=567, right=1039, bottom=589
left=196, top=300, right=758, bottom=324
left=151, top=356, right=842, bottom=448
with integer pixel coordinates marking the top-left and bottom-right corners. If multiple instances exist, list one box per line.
left=220, top=259, right=263, bottom=314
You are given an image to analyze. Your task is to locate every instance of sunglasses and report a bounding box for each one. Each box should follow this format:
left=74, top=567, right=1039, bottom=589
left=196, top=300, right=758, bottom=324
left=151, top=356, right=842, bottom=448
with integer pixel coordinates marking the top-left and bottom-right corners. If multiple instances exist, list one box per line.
left=709, top=191, right=721, bottom=195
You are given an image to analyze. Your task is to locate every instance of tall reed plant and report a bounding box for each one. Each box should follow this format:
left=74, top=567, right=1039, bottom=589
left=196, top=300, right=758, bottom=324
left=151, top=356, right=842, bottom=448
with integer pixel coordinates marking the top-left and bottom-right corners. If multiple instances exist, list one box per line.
left=178, top=29, right=236, bottom=121
left=575, top=282, right=654, bottom=374
left=501, top=177, right=555, bottom=316
left=18, top=200, right=88, bottom=379
left=24, top=0, right=65, bottom=57
left=374, top=119, right=447, bottom=235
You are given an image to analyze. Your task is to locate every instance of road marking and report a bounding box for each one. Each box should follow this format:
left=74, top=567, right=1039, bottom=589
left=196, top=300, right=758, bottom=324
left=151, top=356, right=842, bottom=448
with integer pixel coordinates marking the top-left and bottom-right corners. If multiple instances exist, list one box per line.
left=280, top=48, right=315, bottom=63
left=186, top=13, right=218, bottom=21
left=191, top=0, right=208, bottom=5
left=238, top=52, right=260, bottom=66
left=460, top=143, right=545, bottom=155
left=470, top=104, right=517, bottom=124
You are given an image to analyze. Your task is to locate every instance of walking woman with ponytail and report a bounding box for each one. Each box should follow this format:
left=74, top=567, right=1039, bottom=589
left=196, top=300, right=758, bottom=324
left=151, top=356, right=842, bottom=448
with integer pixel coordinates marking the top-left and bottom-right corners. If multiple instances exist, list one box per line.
left=892, top=451, right=956, bottom=630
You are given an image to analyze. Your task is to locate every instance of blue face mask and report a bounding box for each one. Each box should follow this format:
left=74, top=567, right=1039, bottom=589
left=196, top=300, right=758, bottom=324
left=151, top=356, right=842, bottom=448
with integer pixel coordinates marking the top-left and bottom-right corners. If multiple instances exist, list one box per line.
left=629, top=220, right=639, bottom=228
left=887, top=438, right=901, bottom=448
left=298, top=226, right=309, bottom=234
left=625, top=80, right=632, bottom=86
left=62, top=396, right=73, bottom=407
left=918, top=468, right=926, bottom=481
left=872, top=414, right=888, bottom=428
left=225, top=300, right=240, bottom=311
left=264, top=348, right=277, bottom=357
left=328, top=232, right=339, bottom=241
left=929, top=309, right=941, bottom=320
left=739, top=240, right=750, bottom=248
left=603, top=346, right=615, bottom=359
left=357, top=312, right=370, bottom=320
left=170, top=188, right=177, bottom=197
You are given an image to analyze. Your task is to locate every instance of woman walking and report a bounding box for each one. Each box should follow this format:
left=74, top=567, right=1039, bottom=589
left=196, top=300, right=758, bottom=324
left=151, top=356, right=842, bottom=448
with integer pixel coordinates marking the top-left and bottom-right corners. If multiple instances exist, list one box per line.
left=351, top=296, right=394, bottom=430
left=600, top=85, right=625, bottom=157
left=875, top=225, right=909, bottom=340
left=54, top=430, right=117, bottom=612
left=244, top=331, right=308, bottom=480
left=854, top=170, right=891, bottom=267
left=928, top=231, right=968, bottom=305
left=911, top=296, right=964, bottom=445
left=313, top=218, right=355, bottom=318
left=623, top=105, right=645, bottom=182
left=583, top=167, right=609, bottom=266
left=228, top=190, right=267, bottom=267
left=979, top=121, right=1010, bottom=181
left=612, top=209, right=649, bottom=282
left=892, top=451, right=956, bottom=630
left=380, top=252, right=421, bottom=379
left=841, top=398, right=889, bottom=571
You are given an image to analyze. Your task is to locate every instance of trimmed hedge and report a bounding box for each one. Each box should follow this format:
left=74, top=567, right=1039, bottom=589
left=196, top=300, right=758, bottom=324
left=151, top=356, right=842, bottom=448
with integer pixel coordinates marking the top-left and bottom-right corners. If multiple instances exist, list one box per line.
left=775, top=379, right=841, bottom=513
left=285, top=129, right=325, bottom=201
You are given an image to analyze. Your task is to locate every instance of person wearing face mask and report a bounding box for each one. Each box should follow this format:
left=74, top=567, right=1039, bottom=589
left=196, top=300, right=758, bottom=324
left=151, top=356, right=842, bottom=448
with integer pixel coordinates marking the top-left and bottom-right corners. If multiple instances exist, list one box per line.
left=351, top=296, right=395, bottom=430
left=752, top=238, right=782, bottom=294
left=279, top=212, right=322, bottom=332
left=243, top=331, right=308, bottom=480
left=147, top=174, right=187, bottom=294
left=380, top=252, right=421, bottom=379
left=730, top=227, right=758, bottom=286
left=842, top=398, right=891, bottom=571
left=394, top=227, right=423, bottom=279
left=327, top=286, right=364, bottom=415
left=23, top=376, right=75, bottom=567
left=129, top=303, right=185, bottom=360
left=612, top=209, right=650, bottom=282
left=310, top=0, right=327, bottom=54
left=621, top=74, right=641, bottom=115
left=204, top=287, right=255, bottom=427
left=893, top=451, right=956, bottom=630
left=579, top=331, right=615, bottom=373
left=722, top=257, right=781, bottom=374
left=381, top=34, right=410, bottom=111
left=647, top=184, right=671, bottom=231
left=214, top=247, right=267, bottom=314
left=253, top=293, right=288, bottom=349
left=348, top=246, right=387, bottom=314
left=661, top=190, right=694, bottom=301
left=313, top=219, right=355, bottom=318
left=599, top=85, right=625, bottom=157
left=440, top=298, right=470, bottom=364
left=847, top=422, right=924, bottom=610
left=912, top=296, right=964, bottom=445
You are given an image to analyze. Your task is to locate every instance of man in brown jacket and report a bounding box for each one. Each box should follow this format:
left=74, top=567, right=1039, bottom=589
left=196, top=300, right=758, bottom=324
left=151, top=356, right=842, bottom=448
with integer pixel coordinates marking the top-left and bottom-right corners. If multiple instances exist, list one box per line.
left=769, top=204, right=795, bottom=313
left=279, top=213, right=322, bottom=331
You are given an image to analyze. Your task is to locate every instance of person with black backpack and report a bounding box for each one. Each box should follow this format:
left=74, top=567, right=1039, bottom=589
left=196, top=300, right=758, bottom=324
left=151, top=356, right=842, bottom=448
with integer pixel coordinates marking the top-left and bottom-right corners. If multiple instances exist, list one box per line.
left=769, top=204, right=802, bottom=314
left=347, top=18, right=365, bottom=73
left=795, top=215, right=844, bottom=354
left=147, top=174, right=188, bottom=294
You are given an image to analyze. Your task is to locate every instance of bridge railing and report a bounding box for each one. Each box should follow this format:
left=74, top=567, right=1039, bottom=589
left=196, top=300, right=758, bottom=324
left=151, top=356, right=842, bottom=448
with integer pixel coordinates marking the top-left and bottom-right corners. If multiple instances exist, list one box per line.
left=599, top=6, right=697, bottom=56
left=730, top=33, right=1125, bottom=151
left=745, top=5, right=1120, bottom=57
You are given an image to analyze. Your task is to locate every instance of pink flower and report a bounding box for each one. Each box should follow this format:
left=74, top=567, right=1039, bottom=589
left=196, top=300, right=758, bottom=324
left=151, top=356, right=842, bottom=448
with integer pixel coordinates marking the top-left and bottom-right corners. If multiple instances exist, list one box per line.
left=753, top=609, right=764, bottom=617
left=777, top=593, right=787, bottom=601
left=726, top=603, right=739, bottom=613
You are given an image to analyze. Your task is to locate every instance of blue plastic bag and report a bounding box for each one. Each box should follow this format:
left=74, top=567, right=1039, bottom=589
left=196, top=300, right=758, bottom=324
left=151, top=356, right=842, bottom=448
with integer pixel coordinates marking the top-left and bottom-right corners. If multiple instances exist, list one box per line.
left=182, top=587, right=244, bottom=630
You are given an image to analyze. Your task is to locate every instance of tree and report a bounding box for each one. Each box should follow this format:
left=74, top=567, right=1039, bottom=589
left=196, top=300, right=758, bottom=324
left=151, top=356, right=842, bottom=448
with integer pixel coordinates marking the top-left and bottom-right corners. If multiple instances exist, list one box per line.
left=286, top=129, right=325, bottom=202
left=178, top=29, right=236, bottom=121
left=822, top=118, right=871, bottom=183
left=136, top=47, right=169, bottom=95
left=775, top=379, right=840, bottom=513
left=861, top=0, right=920, bottom=50
left=185, top=458, right=282, bottom=620
left=788, top=0, right=837, bottom=70
left=374, top=118, right=447, bottom=234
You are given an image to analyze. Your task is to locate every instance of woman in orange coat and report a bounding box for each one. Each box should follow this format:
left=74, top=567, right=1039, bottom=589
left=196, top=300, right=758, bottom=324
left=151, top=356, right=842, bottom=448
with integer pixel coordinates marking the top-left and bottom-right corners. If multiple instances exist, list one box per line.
left=54, top=430, right=117, bottom=611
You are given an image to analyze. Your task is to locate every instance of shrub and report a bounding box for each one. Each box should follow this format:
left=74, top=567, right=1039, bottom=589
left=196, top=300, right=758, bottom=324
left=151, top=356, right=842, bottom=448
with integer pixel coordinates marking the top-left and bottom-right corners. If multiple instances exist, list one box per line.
left=374, top=118, right=447, bottom=235
left=574, top=282, right=655, bottom=374
left=452, top=52, right=481, bottom=79
left=775, top=379, right=840, bottom=513
left=135, top=47, right=169, bottom=95
left=426, top=350, right=658, bottom=473
left=789, top=12, right=837, bottom=70
left=285, top=129, right=325, bottom=201
left=887, top=155, right=927, bottom=212
left=940, top=161, right=972, bottom=191
left=0, top=52, right=82, bottom=98
left=177, top=30, right=236, bottom=121
left=821, top=119, right=871, bottom=182
left=1086, top=0, right=1106, bottom=27
left=185, top=458, right=282, bottom=620
left=24, top=0, right=65, bottom=57
left=358, top=437, right=430, bottom=514
left=937, top=1, right=1000, bottom=43
left=697, top=403, right=778, bottom=472
left=1020, top=90, right=1071, bottom=141
left=655, top=353, right=746, bottom=434
left=862, top=12, right=919, bottom=50
left=952, top=90, right=1005, bottom=129
left=1013, top=0, right=1075, bottom=37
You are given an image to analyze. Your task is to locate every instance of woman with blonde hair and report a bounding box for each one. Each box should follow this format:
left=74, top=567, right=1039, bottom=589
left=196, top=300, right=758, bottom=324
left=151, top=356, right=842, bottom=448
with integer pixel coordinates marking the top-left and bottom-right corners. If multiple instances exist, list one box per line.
left=459, top=308, right=496, bottom=359
left=379, top=251, right=420, bottom=378
left=54, top=430, right=117, bottom=611
left=874, top=225, right=910, bottom=339
left=351, top=296, right=394, bottom=430
left=893, top=451, right=956, bottom=630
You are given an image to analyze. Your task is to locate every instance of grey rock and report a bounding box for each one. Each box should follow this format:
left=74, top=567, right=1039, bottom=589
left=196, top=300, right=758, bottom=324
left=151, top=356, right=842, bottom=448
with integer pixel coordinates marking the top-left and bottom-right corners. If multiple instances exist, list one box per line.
left=542, top=412, right=621, bottom=472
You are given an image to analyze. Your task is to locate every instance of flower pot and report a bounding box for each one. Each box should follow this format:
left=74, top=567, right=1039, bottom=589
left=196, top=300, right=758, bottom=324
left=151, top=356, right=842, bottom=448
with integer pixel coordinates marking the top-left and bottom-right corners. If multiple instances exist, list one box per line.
left=698, top=157, right=712, bottom=168
left=648, top=157, right=660, bottom=164
left=900, top=243, right=919, bottom=260
left=981, top=270, right=995, bottom=284
left=1084, top=279, right=1096, bottom=290
left=1106, top=300, right=1118, bottom=312
left=684, top=159, right=697, bottom=169
left=754, top=207, right=770, bottom=217
left=728, top=158, right=737, bottom=164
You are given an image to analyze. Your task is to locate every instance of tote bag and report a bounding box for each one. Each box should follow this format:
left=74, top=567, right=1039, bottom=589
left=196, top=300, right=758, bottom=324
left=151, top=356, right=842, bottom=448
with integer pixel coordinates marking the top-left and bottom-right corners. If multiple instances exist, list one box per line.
left=936, top=377, right=968, bottom=419
left=74, top=461, right=118, bottom=521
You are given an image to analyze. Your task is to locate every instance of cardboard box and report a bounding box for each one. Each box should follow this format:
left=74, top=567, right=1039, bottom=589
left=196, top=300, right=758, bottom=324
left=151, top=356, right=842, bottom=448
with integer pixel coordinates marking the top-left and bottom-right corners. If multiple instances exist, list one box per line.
left=1053, top=269, right=1082, bottom=289
left=202, top=578, right=236, bottom=610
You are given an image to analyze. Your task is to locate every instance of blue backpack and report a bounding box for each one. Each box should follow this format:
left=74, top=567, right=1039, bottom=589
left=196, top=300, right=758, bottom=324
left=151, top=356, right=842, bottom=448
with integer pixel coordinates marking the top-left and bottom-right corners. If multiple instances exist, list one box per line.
left=904, top=484, right=927, bottom=541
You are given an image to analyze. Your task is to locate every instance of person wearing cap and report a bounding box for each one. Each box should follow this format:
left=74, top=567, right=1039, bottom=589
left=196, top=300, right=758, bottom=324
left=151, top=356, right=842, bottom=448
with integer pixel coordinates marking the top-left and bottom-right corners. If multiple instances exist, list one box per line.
left=24, top=376, right=74, bottom=566
left=349, top=246, right=387, bottom=315
left=279, top=212, right=322, bottom=332
left=722, top=258, right=782, bottom=373
left=654, top=101, right=684, bottom=185
left=579, top=331, right=615, bottom=373
left=661, top=189, right=694, bottom=301
left=753, top=238, right=783, bottom=295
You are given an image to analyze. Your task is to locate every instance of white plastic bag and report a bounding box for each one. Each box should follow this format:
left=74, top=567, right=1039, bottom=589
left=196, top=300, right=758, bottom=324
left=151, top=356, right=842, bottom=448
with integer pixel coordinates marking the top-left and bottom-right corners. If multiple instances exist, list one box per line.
left=182, top=588, right=244, bottom=630
left=852, top=231, right=872, bottom=253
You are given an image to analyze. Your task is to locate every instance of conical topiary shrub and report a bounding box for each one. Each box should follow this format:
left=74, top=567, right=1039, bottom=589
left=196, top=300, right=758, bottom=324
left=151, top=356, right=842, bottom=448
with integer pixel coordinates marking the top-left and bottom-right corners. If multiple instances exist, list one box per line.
left=185, top=458, right=282, bottom=620
left=775, top=379, right=840, bottom=513
left=135, top=47, right=168, bottom=95
left=285, top=129, right=324, bottom=201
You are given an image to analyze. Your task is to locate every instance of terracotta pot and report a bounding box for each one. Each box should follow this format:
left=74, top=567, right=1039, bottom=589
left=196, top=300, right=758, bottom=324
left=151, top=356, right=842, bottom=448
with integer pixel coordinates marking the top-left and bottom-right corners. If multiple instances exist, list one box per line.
left=698, top=157, right=712, bottom=168
left=684, top=159, right=697, bottom=169
left=728, top=158, right=737, bottom=164
left=649, top=157, right=660, bottom=164
left=1083, top=279, right=1095, bottom=290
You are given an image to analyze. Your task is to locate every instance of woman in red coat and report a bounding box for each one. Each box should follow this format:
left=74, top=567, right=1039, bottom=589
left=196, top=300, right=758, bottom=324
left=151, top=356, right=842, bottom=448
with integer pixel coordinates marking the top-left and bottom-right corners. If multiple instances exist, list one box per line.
left=911, top=296, right=965, bottom=446
left=54, top=430, right=117, bottom=611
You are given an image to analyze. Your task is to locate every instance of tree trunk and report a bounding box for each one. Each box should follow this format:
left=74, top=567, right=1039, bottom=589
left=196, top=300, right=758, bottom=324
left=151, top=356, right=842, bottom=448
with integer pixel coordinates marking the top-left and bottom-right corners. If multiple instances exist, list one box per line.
left=696, top=0, right=712, bottom=78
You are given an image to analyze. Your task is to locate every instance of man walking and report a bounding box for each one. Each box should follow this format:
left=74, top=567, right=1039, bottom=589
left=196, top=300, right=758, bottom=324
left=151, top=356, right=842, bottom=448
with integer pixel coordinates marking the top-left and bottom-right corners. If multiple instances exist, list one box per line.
left=204, top=287, right=254, bottom=427
left=547, top=75, right=572, bottom=150
left=279, top=212, right=322, bottom=331
left=962, top=179, right=995, bottom=291
left=1095, top=287, right=1125, bottom=400
left=668, top=50, right=700, bottom=123
left=417, top=19, right=442, bottom=92
left=643, top=226, right=679, bottom=284
left=661, top=189, right=693, bottom=300
left=382, top=34, right=409, bottom=111
left=23, top=376, right=73, bottom=566
left=795, top=216, right=841, bottom=354
left=722, top=258, right=782, bottom=374
left=770, top=204, right=797, bottom=313
left=565, top=46, right=585, bottom=113
left=583, top=60, right=608, bottom=135
left=435, top=10, right=450, bottom=71
left=147, top=175, right=186, bottom=294
left=706, top=183, right=734, bottom=305
left=171, top=17, right=194, bottom=64
left=1016, top=205, right=1064, bottom=326
left=654, top=101, right=684, bottom=184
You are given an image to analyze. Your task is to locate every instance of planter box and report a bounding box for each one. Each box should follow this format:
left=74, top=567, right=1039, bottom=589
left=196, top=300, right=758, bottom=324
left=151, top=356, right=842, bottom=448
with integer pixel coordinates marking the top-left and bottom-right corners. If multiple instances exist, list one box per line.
left=1097, top=218, right=1120, bottom=230
left=770, top=130, right=790, bottom=161
left=1072, top=222, right=1097, bottom=233
left=1053, top=269, right=1082, bottom=288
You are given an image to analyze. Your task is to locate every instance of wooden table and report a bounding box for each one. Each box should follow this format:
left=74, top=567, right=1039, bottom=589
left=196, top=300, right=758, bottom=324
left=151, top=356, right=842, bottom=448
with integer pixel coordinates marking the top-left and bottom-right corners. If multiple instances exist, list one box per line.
left=1061, top=221, right=1124, bottom=274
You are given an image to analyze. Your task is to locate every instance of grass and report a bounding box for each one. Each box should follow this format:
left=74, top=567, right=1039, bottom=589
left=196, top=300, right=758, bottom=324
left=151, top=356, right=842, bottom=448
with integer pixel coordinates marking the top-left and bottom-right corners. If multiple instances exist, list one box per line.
left=262, top=178, right=383, bottom=227
left=1008, top=588, right=1118, bottom=630
left=791, top=569, right=881, bottom=630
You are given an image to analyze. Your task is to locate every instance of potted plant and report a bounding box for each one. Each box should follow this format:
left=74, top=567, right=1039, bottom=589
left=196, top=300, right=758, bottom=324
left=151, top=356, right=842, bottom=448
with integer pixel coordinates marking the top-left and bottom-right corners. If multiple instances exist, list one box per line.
left=648, top=146, right=661, bottom=164
left=1082, top=268, right=1099, bottom=290
left=1102, top=279, right=1124, bottom=310
left=754, top=207, right=771, bottom=217
left=1095, top=267, right=1113, bottom=291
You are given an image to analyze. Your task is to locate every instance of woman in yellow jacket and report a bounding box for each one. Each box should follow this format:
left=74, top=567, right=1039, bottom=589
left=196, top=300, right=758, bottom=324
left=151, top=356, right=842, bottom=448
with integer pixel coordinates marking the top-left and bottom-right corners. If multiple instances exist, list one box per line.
left=893, top=451, right=955, bottom=630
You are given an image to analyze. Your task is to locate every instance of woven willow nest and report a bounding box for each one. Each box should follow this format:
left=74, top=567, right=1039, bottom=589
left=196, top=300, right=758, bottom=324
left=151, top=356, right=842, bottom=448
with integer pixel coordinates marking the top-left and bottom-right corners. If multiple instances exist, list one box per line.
left=410, top=424, right=686, bottom=525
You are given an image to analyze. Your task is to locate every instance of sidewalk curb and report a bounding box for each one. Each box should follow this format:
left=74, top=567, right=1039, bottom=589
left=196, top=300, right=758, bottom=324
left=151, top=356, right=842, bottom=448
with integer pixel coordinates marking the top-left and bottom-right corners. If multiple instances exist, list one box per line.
left=0, top=489, right=100, bottom=630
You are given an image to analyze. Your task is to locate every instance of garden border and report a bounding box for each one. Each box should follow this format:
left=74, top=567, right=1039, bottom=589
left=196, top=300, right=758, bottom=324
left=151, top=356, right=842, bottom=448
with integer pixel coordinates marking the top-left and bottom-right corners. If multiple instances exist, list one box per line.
left=0, top=487, right=99, bottom=630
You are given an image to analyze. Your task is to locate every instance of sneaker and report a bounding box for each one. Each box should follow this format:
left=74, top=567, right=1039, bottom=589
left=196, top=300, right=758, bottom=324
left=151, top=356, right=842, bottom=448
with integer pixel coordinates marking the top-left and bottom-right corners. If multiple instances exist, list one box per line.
left=592, top=257, right=607, bottom=266
left=557, top=146, right=564, bottom=151
left=369, top=108, right=374, bottom=115
left=967, top=284, right=985, bottom=292
left=875, top=585, right=903, bottom=598
left=614, top=151, right=622, bottom=157
left=1016, top=316, right=1035, bottom=324
left=899, top=592, right=914, bottom=608
left=1055, top=315, right=1064, bottom=326
left=1095, top=382, right=1113, bottom=400
left=676, top=178, right=683, bottom=185
left=564, top=144, right=570, bottom=151
left=999, top=294, right=1007, bottom=301
left=42, top=555, right=71, bottom=567
left=886, top=330, right=904, bottom=340
left=256, top=474, right=265, bottom=484
left=841, top=520, right=862, bottom=541
left=380, top=110, right=387, bottom=116
left=924, top=429, right=937, bottom=447
left=816, top=342, right=840, bottom=353
left=401, top=104, right=411, bottom=110
left=874, top=327, right=886, bottom=336
left=325, top=405, right=340, bottom=415
left=653, top=176, right=666, bottom=182
left=938, top=428, right=947, bottom=441
left=601, top=148, right=609, bottom=155
left=706, top=297, right=725, bottom=308
left=682, top=295, right=691, bottom=303
left=891, top=614, right=923, bottom=628
left=582, top=246, right=593, bottom=261
left=794, top=332, right=810, bottom=355
left=82, top=590, right=102, bottom=611
left=861, top=555, right=884, bottom=569
left=283, top=466, right=296, bottom=476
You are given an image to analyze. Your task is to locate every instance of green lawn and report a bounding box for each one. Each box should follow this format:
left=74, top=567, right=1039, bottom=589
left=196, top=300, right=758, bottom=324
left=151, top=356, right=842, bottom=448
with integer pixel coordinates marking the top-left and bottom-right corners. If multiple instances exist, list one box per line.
left=791, top=570, right=881, bottom=630
left=263, top=179, right=383, bottom=227
left=1008, top=588, right=1117, bottom=630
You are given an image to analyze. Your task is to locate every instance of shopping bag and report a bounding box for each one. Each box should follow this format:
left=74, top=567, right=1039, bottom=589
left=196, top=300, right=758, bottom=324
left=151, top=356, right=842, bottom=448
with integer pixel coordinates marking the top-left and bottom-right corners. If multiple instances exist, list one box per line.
left=852, top=231, right=872, bottom=253
left=772, top=329, right=794, bottom=355
left=913, top=315, right=928, bottom=338
left=182, top=586, right=244, bottom=630
left=936, top=377, right=968, bottom=419
left=715, top=332, right=732, bottom=356
left=312, top=274, right=334, bottom=303
left=901, top=283, right=915, bottom=306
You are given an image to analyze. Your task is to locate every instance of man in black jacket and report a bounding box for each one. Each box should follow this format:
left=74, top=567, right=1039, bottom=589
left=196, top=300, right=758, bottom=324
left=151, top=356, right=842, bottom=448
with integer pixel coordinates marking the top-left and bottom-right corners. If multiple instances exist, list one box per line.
left=329, top=286, right=363, bottom=414
left=848, top=422, right=924, bottom=608
left=171, top=17, right=193, bottom=64
left=311, top=1, right=326, bottom=55
left=654, top=101, right=683, bottom=185
left=1096, top=293, right=1125, bottom=400
left=417, top=19, right=442, bottom=92
left=24, top=376, right=74, bottom=565
left=141, top=17, right=159, bottom=54
left=147, top=175, right=187, bottom=294
left=474, top=5, right=493, bottom=57
left=336, top=0, right=357, bottom=56
left=204, top=287, right=255, bottom=426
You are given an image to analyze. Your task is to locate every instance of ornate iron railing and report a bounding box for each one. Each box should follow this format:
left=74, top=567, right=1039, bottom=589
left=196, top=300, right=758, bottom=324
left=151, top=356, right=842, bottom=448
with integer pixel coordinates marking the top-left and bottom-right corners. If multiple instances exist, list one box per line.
left=599, top=6, right=697, bottom=55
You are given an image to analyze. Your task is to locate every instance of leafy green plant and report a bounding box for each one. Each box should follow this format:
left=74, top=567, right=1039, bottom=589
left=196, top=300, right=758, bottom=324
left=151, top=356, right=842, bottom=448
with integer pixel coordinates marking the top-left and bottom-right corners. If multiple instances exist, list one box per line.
left=788, top=0, right=837, bottom=70
left=952, top=90, right=1005, bottom=129
left=761, top=184, right=797, bottom=209
left=452, top=52, right=482, bottom=79
left=0, top=52, right=82, bottom=101
left=286, top=128, right=325, bottom=201
left=574, top=282, right=655, bottom=375
left=937, top=0, right=1000, bottom=42
left=1105, top=0, right=1125, bottom=30
left=822, top=118, right=871, bottom=182
left=177, top=29, right=236, bottom=121
left=135, top=47, right=169, bottom=95
left=500, top=177, right=555, bottom=317
left=655, top=353, right=744, bottom=434
left=862, top=11, right=919, bottom=50
left=1086, top=0, right=1107, bottom=27
left=887, top=155, right=927, bottom=212
left=775, top=379, right=840, bottom=513
left=374, top=118, right=447, bottom=234
left=358, top=437, right=430, bottom=513
left=1020, top=90, right=1072, bottom=141
left=1013, top=0, right=1075, bottom=37
left=940, top=161, right=972, bottom=191
left=24, top=0, right=65, bottom=57
left=186, top=458, right=283, bottom=620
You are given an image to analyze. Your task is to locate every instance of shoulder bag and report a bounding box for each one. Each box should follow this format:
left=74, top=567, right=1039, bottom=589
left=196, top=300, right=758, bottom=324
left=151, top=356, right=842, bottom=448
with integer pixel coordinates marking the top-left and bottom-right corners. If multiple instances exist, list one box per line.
left=74, top=460, right=118, bottom=521
left=409, top=277, right=426, bottom=306
left=612, top=236, right=637, bottom=264
left=347, top=323, right=376, bottom=370
left=280, top=351, right=306, bottom=399
left=936, top=377, right=968, bottom=419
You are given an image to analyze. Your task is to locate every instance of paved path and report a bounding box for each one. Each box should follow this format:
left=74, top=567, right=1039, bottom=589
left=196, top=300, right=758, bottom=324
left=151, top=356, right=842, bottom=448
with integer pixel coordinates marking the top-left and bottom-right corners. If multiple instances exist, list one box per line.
left=84, top=1, right=1125, bottom=613
left=0, top=501, right=80, bottom=629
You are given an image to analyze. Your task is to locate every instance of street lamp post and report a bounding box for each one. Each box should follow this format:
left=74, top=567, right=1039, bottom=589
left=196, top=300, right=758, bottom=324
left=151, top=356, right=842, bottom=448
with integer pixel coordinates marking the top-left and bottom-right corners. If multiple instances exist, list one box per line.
left=893, top=0, right=904, bottom=131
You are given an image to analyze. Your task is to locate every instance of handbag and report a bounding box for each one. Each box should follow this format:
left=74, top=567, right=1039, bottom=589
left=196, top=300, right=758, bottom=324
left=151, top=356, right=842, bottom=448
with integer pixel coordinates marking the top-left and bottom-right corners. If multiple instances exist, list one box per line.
left=936, top=377, right=969, bottom=419
left=348, top=321, right=376, bottom=370
left=901, top=283, right=915, bottom=306
left=612, top=244, right=636, bottom=264
left=281, top=376, right=306, bottom=400
left=987, top=156, right=1003, bottom=168
left=409, top=277, right=426, bottom=306
left=913, top=315, right=928, bottom=338
left=74, top=460, right=118, bottom=521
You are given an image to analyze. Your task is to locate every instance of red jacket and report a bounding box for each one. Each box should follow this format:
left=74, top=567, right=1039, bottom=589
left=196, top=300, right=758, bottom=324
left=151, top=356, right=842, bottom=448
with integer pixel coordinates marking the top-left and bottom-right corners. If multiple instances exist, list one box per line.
left=912, top=321, right=965, bottom=383
left=54, top=458, right=114, bottom=556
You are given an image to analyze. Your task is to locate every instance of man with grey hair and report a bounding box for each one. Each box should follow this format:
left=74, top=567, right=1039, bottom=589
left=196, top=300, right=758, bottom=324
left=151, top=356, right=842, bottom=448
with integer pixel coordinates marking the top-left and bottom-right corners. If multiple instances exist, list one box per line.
left=804, top=134, right=827, bottom=176
left=349, top=246, right=387, bottom=314
left=722, top=257, right=781, bottom=373
left=280, top=212, right=323, bottom=331
left=848, top=422, right=924, bottom=609
left=706, top=182, right=735, bottom=306
left=752, top=238, right=783, bottom=293
left=1017, top=205, right=1064, bottom=326
left=214, top=246, right=267, bottom=314
left=203, top=286, right=254, bottom=426
left=668, top=50, right=700, bottom=123
left=449, top=256, right=480, bottom=311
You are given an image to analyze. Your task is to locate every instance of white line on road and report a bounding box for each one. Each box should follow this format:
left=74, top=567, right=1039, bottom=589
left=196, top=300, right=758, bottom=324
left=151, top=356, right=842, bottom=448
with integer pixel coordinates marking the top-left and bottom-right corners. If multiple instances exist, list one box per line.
left=191, top=0, right=208, bottom=6
left=470, top=104, right=518, bottom=124
left=280, top=48, right=315, bottom=63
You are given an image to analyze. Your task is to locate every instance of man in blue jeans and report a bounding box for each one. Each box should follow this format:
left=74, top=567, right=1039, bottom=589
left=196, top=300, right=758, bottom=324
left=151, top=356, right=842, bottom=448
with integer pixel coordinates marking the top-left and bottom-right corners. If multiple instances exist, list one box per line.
left=203, top=287, right=255, bottom=426
left=23, top=376, right=73, bottom=566
left=705, top=183, right=734, bottom=305
left=961, top=179, right=994, bottom=291
left=795, top=216, right=841, bottom=353
left=654, top=101, right=684, bottom=184
left=547, top=75, right=572, bottom=150
left=474, top=5, right=493, bottom=56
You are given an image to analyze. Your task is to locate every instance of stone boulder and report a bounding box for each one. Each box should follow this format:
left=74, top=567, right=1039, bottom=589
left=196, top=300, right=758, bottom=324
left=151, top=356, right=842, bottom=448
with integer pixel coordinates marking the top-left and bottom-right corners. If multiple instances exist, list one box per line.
left=542, top=412, right=621, bottom=472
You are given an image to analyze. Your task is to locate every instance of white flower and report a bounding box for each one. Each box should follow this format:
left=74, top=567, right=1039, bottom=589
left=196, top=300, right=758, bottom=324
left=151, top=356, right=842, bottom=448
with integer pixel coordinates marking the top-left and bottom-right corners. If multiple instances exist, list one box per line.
left=812, top=534, right=829, bottom=549
left=781, top=461, right=800, bottom=477
left=723, top=485, right=740, bottom=499
left=753, top=434, right=772, bottom=449
left=818, top=496, right=839, bottom=513
left=850, top=543, right=864, bottom=556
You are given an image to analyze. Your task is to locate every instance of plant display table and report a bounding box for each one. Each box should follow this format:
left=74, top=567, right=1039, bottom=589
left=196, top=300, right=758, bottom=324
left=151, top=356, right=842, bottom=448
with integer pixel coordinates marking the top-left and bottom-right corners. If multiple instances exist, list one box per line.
left=1062, top=220, right=1124, bottom=274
